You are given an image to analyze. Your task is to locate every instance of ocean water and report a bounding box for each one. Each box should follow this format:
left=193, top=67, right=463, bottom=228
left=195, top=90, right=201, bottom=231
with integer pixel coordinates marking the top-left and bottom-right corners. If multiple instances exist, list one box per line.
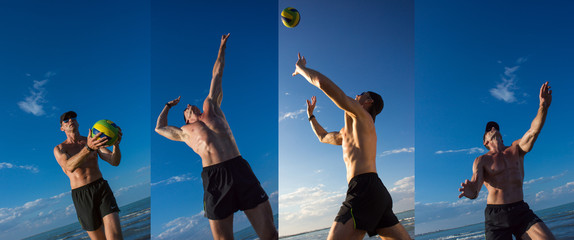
left=24, top=197, right=150, bottom=240
left=279, top=210, right=415, bottom=239
left=416, top=201, right=574, bottom=240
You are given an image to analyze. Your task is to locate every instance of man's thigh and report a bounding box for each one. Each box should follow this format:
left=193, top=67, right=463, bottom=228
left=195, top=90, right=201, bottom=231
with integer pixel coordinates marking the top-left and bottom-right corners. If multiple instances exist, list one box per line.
left=327, top=220, right=366, bottom=240
left=243, top=200, right=277, bottom=240
left=102, top=212, right=123, bottom=240
left=209, top=214, right=234, bottom=240
left=521, top=221, right=555, bottom=240
left=376, top=222, right=411, bottom=240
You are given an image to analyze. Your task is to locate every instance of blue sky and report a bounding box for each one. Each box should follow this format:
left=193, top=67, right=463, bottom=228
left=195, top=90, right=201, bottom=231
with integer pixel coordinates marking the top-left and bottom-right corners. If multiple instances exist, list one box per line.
left=0, top=1, right=150, bottom=239
left=150, top=0, right=278, bottom=239
left=415, top=1, right=574, bottom=235
left=278, top=0, right=414, bottom=236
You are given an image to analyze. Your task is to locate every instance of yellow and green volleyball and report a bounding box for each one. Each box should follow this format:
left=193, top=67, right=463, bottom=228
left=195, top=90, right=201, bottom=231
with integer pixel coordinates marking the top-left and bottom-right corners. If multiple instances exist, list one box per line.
left=91, top=119, right=120, bottom=146
left=281, top=7, right=300, bottom=28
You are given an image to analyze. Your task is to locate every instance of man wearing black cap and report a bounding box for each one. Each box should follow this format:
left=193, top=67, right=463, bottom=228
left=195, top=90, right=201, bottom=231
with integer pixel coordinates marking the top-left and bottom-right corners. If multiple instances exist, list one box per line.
left=155, top=34, right=277, bottom=240
left=292, top=53, right=410, bottom=240
left=53, top=111, right=124, bottom=240
left=458, top=82, right=555, bottom=239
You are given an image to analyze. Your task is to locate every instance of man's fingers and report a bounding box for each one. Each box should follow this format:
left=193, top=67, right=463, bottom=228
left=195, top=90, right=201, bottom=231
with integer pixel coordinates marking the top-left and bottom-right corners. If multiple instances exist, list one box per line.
left=458, top=193, right=464, bottom=198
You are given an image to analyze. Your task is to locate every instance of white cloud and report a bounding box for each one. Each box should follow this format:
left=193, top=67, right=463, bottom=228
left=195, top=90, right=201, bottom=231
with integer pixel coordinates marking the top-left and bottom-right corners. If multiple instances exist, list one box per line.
left=136, top=165, right=151, bottom=173
left=524, top=171, right=566, bottom=185
left=379, top=147, right=414, bottom=157
left=114, top=182, right=149, bottom=197
left=489, top=57, right=527, bottom=103
left=279, top=109, right=305, bottom=121
left=151, top=173, right=196, bottom=187
left=155, top=211, right=207, bottom=240
left=435, top=147, right=485, bottom=155
left=552, top=182, right=574, bottom=195
left=18, top=79, right=49, bottom=116
left=389, top=176, right=415, bottom=213
left=0, top=162, right=39, bottom=173
left=0, top=191, right=73, bottom=237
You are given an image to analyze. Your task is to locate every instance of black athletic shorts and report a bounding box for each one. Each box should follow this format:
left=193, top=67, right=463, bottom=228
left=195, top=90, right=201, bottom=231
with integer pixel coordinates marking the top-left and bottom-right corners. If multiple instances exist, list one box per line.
left=201, top=156, right=268, bottom=220
left=334, top=172, right=399, bottom=237
left=485, top=200, right=543, bottom=240
left=71, top=178, right=120, bottom=231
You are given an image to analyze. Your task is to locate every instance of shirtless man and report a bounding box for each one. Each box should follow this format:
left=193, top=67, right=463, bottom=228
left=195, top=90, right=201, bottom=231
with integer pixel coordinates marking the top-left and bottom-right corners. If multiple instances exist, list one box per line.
left=53, top=111, right=123, bottom=240
left=292, top=53, right=411, bottom=240
left=155, top=34, right=277, bottom=240
left=458, top=82, right=555, bottom=240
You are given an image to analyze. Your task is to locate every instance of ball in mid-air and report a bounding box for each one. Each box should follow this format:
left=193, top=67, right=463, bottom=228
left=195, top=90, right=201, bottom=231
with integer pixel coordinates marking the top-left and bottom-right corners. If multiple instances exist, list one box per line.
left=281, top=7, right=300, bottom=28
left=91, top=119, right=120, bottom=146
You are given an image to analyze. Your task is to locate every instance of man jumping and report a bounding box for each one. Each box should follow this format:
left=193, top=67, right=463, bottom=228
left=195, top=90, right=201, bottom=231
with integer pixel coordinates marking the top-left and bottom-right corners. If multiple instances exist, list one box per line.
left=292, top=53, right=411, bottom=240
left=53, top=111, right=123, bottom=240
left=459, top=82, right=556, bottom=240
left=155, top=33, right=277, bottom=240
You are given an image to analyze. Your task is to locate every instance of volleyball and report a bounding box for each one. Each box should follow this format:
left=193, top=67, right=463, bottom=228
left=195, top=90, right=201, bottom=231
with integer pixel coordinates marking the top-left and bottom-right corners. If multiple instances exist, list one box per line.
left=91, top=119, right=120, bottom=146
left=281, top=7, right=300, bottom=28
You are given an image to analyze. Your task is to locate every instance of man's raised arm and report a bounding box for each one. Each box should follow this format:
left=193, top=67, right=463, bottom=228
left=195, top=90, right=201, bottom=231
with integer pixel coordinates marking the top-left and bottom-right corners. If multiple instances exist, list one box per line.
left=155, top=96, right=185, bottom=142
left=292, top=53, right=367, bottom=119
left=518, top=81, right=552, bottom=153
left=207, top=33, right=230, bottom=107
left=306, top=96, right=342, bottom=145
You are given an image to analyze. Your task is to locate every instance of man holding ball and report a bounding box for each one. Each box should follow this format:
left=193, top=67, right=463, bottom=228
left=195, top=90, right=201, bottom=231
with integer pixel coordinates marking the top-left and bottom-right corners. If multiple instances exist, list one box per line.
left=53, top=111, right=123, bottom=240
left=292, top=53, right=411, bottom=240
left=155, top=34, right=278, bottom=240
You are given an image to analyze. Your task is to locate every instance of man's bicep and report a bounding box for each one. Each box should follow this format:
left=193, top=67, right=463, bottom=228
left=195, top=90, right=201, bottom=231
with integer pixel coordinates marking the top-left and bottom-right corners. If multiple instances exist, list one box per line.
left=472, top=157, right=485, bottom=187
left=518, top=130, right=536, bottom=153
left=322, top=132, right=343, bottom=145
left=53, top=146, right=69, bottom=170
left=156, top=126, right=186, bottom=142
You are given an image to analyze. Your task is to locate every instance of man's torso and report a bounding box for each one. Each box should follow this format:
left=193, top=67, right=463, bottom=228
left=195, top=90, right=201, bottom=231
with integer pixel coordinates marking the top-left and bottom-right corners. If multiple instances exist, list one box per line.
left=482, top=143, right=525, bottom=204
left=341, top=112, right=378, bottom=182
left=57, top=137, right=103, bottom=189
left=181, top=102, right=240, bottom=167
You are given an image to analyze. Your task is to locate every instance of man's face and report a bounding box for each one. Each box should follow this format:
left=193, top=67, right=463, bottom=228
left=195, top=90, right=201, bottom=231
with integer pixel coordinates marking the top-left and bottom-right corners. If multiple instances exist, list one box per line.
left=484, top=127, right=502, bottom=146
left=60, top=117, right=78, bottom=132
left=355, top=92, right=372, bottom=104
left=184, top=104, right=201, bottom=123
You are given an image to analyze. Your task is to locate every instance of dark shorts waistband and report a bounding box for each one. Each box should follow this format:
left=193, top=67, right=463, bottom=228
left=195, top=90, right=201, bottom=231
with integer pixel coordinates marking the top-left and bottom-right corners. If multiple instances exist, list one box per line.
left=202, top=155, right=244, bottom=171
left=348, top=172, right=379, bottom=184
left=486, top=200, right=525, bottom=208
left=72, top=178, right=105, bottom=192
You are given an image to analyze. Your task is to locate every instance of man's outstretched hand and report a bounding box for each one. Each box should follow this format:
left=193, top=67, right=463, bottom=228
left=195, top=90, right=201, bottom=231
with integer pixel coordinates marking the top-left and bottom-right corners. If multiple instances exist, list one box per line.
left=292, top=53, right=307, bottom=76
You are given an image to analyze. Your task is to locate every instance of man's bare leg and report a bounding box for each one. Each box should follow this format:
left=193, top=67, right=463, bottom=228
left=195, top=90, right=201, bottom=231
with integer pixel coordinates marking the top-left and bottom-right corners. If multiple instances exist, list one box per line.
left=209, top=214, right=234, bottom=240
left=102, top=212, right=123, bottom=240
left=86, top=226, right=106, bottom=240
left=376, top=223, right=411, bottom=240
left=243, top=200, right=278, bottom=240
left=326, top=220, right=366, bottom=240
left=521, top=222, right=556, bottom=240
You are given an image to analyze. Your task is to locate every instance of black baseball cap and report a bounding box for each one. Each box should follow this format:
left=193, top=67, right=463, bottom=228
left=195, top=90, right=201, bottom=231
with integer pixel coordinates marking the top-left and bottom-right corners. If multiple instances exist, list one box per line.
left=485, top=121, right=499, bottom=132
left=60, top=111, right=77, bottom=123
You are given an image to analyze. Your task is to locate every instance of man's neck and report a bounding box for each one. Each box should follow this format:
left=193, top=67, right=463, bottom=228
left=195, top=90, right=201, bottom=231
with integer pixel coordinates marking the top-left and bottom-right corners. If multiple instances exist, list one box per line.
left=65, top=132, right=82, bottom=143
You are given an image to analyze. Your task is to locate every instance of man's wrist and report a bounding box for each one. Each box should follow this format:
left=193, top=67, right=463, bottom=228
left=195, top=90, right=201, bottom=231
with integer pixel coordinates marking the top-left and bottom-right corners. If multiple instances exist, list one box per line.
left=308, top=115, right=315, bottom=121
left=85, top=145, right=95, bottom=152
left=165, top=103, right=172, bottom=108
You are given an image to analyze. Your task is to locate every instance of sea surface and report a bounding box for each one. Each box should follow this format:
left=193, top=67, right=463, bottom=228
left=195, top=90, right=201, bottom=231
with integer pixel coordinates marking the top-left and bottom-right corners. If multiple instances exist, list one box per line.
left=279, top=209, right=415, bottom=240
left=23, top=197, right=150, bottom=240
left=416, top=201, right=574, bottom=240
